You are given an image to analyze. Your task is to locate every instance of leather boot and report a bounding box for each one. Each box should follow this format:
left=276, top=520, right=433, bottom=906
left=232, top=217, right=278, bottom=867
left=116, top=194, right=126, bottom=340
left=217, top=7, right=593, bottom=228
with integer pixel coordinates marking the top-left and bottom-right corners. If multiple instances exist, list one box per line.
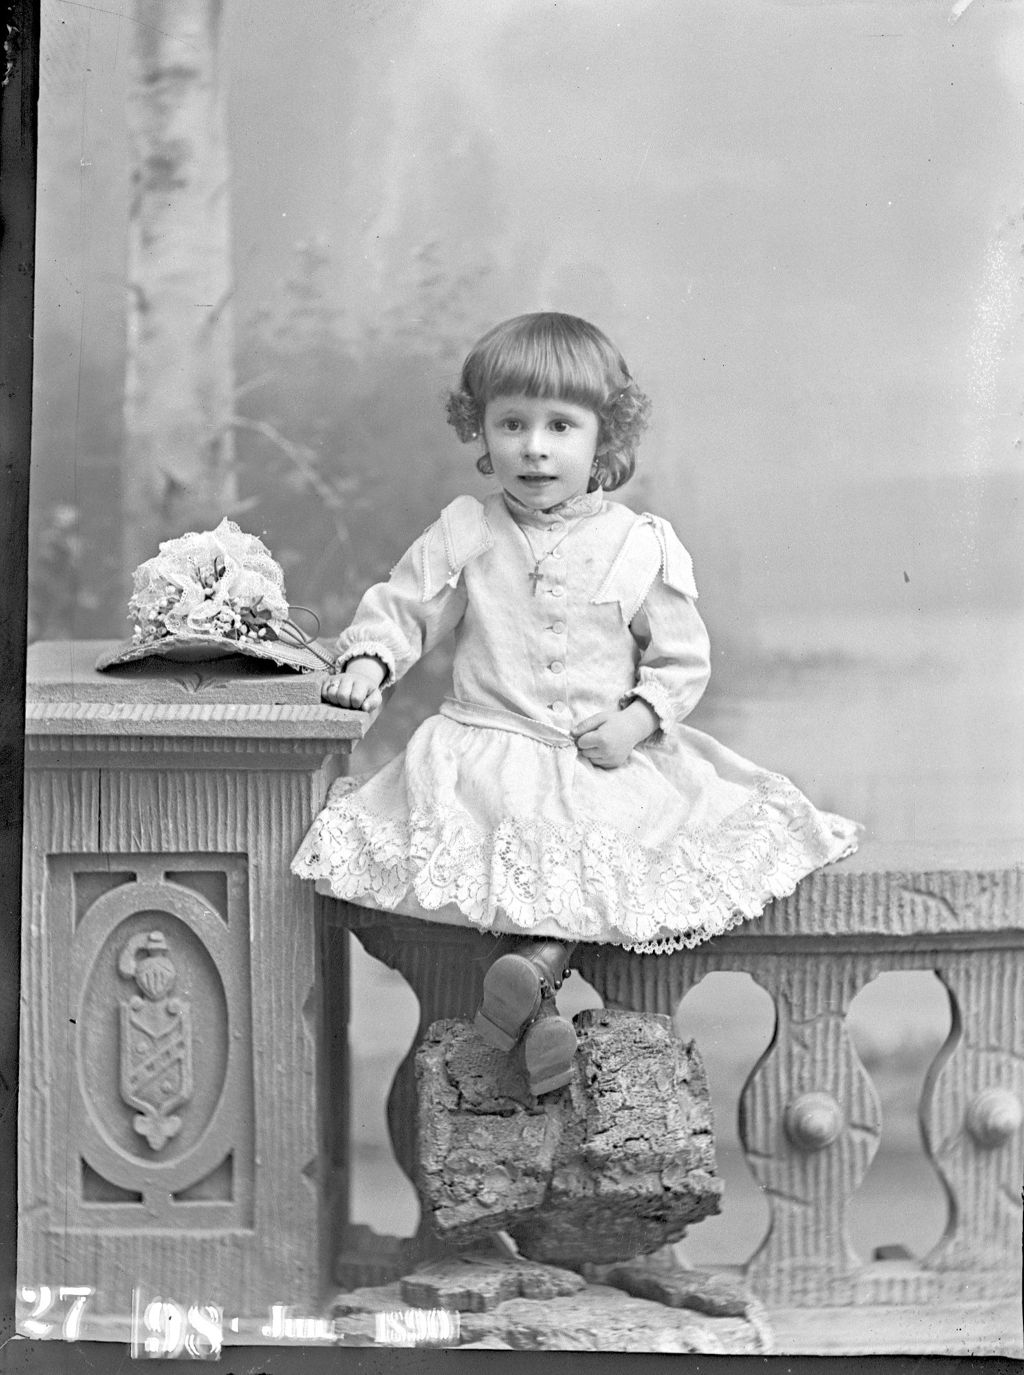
left=521, top=995, right=578, bottom=1097
left=474, top=938, right=576, bottom=1052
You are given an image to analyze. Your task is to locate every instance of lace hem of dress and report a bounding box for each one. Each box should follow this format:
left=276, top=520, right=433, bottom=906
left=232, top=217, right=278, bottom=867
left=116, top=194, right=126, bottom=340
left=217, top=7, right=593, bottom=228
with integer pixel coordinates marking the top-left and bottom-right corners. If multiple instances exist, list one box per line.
left=292, top=775, right=859, bottom=953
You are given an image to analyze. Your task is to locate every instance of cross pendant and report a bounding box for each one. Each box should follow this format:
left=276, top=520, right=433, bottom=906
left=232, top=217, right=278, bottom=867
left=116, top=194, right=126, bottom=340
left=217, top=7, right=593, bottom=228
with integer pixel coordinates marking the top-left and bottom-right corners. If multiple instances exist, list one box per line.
left=528, top=567, right=544, bottom=595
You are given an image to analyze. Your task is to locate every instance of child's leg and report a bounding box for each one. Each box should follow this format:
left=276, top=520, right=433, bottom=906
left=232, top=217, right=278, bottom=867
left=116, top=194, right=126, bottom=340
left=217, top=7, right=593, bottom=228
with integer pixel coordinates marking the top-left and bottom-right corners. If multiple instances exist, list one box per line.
left=474, top=939, right=576, bottom=1050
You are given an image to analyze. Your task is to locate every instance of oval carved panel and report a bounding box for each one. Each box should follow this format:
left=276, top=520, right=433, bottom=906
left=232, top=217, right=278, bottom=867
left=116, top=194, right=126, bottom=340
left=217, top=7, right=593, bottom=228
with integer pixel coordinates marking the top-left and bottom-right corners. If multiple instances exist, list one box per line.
left=77, top=890, right=229, bottom=1165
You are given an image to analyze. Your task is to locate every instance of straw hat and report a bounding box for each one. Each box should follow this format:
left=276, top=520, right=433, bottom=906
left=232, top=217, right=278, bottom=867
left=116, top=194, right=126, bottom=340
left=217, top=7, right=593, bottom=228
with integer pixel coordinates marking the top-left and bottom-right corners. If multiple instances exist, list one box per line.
left=95, top=519, right=334, bottom=674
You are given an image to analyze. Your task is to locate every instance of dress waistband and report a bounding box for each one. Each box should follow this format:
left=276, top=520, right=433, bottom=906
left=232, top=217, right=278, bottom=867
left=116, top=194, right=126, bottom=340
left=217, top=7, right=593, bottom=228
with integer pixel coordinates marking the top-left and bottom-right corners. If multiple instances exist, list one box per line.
left=439, top=697, right=576, bottom=748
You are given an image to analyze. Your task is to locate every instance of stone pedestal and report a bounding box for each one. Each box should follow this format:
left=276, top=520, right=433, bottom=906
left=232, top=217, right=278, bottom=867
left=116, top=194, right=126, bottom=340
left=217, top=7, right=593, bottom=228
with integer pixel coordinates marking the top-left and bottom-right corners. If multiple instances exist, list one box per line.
left=19, top=641, right=366, bottom=1324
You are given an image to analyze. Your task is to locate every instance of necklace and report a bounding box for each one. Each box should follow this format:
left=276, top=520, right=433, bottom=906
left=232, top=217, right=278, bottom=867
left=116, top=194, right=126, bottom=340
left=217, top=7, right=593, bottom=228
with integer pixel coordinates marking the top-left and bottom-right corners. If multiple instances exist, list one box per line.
left=515, top=521, right=581, bottom=595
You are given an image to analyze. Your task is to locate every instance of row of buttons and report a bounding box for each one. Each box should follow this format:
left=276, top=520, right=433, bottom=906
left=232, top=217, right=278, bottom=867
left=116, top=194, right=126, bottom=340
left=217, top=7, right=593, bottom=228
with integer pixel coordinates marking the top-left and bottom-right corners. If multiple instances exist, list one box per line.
left=533, top=515, right=569, bottom=720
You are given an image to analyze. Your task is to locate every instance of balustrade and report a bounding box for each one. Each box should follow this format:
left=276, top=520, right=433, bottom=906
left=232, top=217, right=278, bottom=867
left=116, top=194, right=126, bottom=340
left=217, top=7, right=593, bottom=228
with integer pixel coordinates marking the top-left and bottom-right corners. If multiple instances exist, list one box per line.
left=327, top=844, right=1024, bottom=1319
left=19, top=643, right=1022, bottom=1352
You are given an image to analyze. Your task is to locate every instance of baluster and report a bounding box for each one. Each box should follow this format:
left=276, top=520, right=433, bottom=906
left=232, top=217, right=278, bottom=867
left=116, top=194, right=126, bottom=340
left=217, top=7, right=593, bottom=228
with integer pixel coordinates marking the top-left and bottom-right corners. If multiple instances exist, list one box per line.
left=574, top=944, right=709, bottom=1017
left=920, top=949, right=1024, bottom=1295
left=381, top=928, right=501, bottom=1225
left=324, top=905, right=505, bottom=1243
left=739, top=954, right=882, bottom=1305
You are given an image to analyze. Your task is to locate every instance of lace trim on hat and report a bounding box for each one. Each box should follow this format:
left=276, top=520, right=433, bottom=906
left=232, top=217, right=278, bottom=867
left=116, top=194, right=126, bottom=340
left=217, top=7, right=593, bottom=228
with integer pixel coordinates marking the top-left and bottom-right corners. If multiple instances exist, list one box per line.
left=124, top=517, right=334, bottom=661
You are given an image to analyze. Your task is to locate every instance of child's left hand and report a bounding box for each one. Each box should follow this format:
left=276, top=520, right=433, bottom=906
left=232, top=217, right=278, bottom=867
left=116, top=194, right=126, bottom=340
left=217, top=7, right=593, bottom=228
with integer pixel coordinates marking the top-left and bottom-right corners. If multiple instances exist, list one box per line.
left=572, top=700, right=659, bottom=769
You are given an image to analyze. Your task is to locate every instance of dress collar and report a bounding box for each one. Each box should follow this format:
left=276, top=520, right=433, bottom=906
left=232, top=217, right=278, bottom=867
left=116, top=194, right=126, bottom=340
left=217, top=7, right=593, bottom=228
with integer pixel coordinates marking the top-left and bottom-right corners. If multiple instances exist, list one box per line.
left=501, top=487, right=605, bottom=530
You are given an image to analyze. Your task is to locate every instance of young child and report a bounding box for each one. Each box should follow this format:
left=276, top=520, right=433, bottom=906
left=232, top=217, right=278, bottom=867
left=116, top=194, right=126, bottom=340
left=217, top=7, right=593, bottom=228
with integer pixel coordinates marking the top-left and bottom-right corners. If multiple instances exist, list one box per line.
left=292, top=312, right=859, bottom=1096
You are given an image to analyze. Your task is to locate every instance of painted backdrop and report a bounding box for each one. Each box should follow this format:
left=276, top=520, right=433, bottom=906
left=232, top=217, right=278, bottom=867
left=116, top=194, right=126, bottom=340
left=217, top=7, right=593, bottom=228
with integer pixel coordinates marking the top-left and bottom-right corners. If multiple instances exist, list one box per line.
left=30, top=0, right=1024, bottom=1260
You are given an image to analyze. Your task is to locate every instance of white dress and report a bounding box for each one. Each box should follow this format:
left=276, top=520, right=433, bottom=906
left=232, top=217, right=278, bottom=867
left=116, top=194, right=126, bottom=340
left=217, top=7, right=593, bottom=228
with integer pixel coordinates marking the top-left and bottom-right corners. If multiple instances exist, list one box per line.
left=291, top=489, right=859, bottom=952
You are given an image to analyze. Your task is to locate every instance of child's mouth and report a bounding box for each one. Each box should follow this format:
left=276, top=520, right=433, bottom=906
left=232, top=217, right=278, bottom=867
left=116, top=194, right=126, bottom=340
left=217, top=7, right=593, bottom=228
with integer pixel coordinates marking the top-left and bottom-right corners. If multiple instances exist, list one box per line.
left=519, top=474, right=556, bottom=485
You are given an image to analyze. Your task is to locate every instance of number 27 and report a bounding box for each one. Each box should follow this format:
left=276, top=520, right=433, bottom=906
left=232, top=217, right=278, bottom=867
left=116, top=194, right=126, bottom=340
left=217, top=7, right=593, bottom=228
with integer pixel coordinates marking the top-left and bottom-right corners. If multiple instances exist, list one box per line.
left=20, top=1286, right=93, bottom=1340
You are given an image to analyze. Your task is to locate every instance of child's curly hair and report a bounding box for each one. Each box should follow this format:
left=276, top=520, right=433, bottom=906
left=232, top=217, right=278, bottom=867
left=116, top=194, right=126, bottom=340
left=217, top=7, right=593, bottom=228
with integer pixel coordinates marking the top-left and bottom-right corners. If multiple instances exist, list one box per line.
left=446, top=312, right=651, bottom=491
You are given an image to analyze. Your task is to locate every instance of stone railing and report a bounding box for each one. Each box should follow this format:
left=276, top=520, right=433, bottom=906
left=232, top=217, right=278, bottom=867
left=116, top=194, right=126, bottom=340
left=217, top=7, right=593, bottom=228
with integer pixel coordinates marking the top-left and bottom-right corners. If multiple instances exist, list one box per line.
left=325, top=844, right=1024, bottom=1315
left=20, top=642, right=1022, bottom=1350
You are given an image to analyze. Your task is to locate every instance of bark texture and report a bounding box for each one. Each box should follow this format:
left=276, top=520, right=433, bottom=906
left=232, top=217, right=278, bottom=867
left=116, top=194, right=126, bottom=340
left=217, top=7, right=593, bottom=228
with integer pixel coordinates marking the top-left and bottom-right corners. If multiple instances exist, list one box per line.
left=124, top=0, right=236, bottom=576
left=416, top=1007, right=722, bottom=1266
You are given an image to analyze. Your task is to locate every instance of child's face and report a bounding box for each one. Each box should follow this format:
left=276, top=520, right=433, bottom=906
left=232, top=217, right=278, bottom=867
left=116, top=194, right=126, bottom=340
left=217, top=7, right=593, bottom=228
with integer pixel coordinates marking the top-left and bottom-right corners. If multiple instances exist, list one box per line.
left=482, top=394, right=601, bottom=510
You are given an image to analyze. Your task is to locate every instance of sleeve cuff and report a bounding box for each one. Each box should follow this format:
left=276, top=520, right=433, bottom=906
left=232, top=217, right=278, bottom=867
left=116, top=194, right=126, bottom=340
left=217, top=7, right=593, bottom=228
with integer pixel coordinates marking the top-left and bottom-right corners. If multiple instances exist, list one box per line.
left=334, top=638, right=398, bottom=687
left=624, top=679, right=677, bottom=740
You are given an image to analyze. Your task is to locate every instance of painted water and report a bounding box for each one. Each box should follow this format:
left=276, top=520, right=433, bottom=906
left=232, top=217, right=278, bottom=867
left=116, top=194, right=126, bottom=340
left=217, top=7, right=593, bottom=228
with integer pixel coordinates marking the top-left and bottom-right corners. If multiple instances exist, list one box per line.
left=699, top=609, right=1024, bottom=850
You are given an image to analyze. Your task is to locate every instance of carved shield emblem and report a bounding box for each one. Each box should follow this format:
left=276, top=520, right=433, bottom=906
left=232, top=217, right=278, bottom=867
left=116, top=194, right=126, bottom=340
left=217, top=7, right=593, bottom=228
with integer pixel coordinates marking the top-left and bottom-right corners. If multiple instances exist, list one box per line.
left=118, top=931, right=194, bottom=1151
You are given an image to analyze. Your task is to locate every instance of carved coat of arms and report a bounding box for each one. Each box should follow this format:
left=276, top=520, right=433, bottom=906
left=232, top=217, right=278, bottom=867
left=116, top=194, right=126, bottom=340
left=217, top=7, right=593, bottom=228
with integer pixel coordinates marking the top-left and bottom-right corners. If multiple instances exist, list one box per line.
left=118, top=931, right=194, bottom=1150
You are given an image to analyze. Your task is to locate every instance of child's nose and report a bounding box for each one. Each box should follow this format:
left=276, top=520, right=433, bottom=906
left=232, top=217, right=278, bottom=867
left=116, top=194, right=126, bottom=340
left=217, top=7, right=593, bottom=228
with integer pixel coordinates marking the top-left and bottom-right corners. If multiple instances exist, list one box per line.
left=523, top=428, right=549, bottom=457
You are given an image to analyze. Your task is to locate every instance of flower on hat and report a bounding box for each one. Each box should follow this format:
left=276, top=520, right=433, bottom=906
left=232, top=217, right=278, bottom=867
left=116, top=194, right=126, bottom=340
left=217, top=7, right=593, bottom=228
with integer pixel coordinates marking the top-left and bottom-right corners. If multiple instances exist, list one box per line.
left=127, top=519, right=293, bottom=648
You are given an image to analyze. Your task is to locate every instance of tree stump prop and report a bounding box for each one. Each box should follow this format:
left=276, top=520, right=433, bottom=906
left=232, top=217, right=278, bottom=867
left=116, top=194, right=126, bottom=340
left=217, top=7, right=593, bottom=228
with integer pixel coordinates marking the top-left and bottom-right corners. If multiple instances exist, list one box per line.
left=416, top=1008, right=722, bottom=1266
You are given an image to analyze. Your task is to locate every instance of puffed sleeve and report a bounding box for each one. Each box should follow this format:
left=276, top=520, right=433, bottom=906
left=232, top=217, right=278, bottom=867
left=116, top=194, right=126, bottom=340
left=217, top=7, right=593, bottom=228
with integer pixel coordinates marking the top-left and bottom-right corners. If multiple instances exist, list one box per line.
left=626, top=588, right=711, bottom=737
left=334, top=496, right=492, bottom=685
left=592, top=512, right=710, bottom=736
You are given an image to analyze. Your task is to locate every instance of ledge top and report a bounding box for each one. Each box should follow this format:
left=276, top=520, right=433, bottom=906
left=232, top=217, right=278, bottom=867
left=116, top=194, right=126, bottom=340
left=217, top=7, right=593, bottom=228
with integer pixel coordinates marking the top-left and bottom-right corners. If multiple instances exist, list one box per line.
left=24, top=639, right=371, bottom=740
left=827, top=837, right=1024, bottom=875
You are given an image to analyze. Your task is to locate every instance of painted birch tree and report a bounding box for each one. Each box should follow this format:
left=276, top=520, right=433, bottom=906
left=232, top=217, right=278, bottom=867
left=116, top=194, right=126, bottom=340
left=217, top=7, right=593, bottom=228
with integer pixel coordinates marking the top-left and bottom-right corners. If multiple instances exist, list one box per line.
left=123, top=0, right=236, bottom=575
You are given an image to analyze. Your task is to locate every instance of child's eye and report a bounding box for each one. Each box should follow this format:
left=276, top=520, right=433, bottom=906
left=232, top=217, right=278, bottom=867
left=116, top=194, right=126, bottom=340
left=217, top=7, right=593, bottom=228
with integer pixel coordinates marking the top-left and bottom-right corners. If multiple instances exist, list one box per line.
left=550, top=420, right=571, bottom=433
left=502, top=419, right=522, bottom=432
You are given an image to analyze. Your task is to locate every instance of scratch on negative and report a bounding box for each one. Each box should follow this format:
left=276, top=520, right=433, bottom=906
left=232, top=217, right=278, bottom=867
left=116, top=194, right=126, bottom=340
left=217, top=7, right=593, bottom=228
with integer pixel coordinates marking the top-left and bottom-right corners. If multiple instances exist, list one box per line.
left=948, top=0, right=977, bottom=22
left=55, top=0, right=200, bottom=47
left=764, top=1185, right=814, bottom=1208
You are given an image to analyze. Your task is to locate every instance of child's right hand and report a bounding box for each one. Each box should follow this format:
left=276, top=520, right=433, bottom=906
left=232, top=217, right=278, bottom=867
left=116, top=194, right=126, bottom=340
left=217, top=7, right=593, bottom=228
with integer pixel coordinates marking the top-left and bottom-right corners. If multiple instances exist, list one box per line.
left=320, top=657, right=385, bottom=713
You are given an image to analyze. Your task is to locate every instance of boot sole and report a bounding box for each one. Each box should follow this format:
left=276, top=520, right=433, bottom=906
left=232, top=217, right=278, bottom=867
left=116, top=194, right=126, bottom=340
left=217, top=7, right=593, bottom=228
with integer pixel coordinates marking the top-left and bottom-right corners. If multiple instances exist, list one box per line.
left=530, top=1065, right=575, bottom=1096
left=474, top=955, right=544, bottom=1051
left=523, top=1015, right=578, bottom=1097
